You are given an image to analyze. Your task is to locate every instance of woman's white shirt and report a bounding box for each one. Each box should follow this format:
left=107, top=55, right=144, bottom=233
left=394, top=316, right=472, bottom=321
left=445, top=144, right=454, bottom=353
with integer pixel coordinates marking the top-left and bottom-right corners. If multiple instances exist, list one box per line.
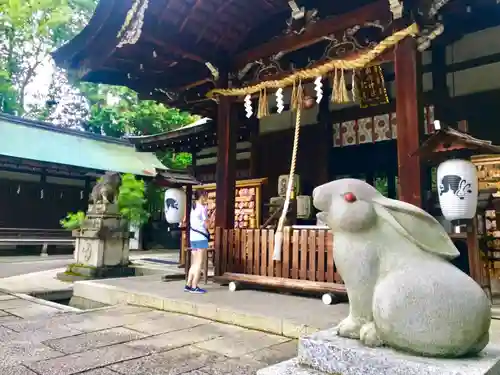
left=190, top=203, right=208, bottom=241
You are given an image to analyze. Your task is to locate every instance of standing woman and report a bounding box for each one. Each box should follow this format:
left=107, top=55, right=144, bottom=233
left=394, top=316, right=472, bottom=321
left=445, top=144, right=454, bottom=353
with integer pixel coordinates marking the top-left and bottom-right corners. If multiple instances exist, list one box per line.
left=185, top=190, right=211, bottom=294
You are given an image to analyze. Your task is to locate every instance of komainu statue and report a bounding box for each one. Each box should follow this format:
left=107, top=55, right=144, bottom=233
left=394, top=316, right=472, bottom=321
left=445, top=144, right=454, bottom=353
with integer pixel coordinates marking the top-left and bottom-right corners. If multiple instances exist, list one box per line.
left=312, top=178, right=491, bottom=358
left=89, top=172, right=121, bottom=205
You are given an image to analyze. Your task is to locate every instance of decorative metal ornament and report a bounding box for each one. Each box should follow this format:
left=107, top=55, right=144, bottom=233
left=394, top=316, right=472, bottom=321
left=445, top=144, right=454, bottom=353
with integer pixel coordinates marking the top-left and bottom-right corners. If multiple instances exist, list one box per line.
left=314, top=76, right=323, bottom=104
left=286, top=1, right=318, bottom=35
left=417, top=23, right=444, bottom=51
left=205, top=62, right=219, bottom=81
left=437, top=159, right=478, bottom=221
left=389, top=0, right=403, bottom=19
left=429, top=0, right=450, bottom=17
left=244, top=95, right=253, bottom=118
left=276, top=88, right=284, bottom=114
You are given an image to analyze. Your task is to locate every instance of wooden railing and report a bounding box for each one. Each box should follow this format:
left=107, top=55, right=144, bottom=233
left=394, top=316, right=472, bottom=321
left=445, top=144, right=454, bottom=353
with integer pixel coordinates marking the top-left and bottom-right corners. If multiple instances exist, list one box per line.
left=214, top=227, right=343, bottom=284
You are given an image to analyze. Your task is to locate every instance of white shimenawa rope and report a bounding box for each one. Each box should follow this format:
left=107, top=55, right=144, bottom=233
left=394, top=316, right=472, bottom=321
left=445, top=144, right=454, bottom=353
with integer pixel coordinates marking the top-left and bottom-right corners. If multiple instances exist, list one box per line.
left=272, top=104, right=302, bottom=261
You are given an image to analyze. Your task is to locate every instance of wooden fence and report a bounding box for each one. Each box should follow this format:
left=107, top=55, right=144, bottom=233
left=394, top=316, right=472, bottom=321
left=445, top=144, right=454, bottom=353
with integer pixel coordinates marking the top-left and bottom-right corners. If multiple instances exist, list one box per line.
left=214, top=227, right=343, bottom=284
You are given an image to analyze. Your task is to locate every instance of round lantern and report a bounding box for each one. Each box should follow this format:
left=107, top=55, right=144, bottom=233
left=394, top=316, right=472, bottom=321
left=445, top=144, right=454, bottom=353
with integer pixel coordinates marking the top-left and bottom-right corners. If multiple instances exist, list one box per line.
left=164, top=188, right=186, bottom=224
left=437, top=159, right=478, bottom=221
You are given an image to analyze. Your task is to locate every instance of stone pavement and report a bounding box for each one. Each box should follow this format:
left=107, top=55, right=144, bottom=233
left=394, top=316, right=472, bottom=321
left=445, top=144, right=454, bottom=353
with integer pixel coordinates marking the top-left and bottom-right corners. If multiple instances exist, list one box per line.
left=0, top=291, right=297, bottom=375
left=73, top=277, right=350, bottom=338
left=0, top=251, right=183, bottom=295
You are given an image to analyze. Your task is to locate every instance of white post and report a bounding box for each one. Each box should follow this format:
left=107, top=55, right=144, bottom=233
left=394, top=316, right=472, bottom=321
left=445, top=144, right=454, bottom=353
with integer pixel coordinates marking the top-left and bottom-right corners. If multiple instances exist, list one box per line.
left=40, top=243, right=48, bottom=257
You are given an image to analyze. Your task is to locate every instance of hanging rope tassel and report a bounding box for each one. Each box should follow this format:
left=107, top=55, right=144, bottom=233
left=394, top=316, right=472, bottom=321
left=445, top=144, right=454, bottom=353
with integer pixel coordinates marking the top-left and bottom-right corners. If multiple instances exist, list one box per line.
left=290, top=80, right=298, bottom=111
left=257, top=89, right=269, bottom=119
left=273, top=83, right=303, bottom=261
left=338, top=69, right=350, bottom=103
left=351, top=69, right=358, bottom=103
left=331, top=68, right=338, bottom=103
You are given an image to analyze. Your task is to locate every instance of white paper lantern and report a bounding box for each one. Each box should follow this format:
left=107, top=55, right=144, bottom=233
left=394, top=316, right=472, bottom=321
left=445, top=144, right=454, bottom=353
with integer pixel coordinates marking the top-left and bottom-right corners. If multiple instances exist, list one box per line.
left=437, top=159, right=478, bottom=221
left=164, top=188, right=186, bottom=224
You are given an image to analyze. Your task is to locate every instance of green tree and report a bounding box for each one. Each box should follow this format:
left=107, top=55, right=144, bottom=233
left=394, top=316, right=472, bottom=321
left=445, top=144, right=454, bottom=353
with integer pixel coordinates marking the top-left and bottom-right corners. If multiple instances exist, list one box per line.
left=0, top=0, right=97, bottom=115
left=84, top=93, right=196, bottom=136
left=0, top=0, right=196, bottom=171
left=82, top=87, right=196, bottom=168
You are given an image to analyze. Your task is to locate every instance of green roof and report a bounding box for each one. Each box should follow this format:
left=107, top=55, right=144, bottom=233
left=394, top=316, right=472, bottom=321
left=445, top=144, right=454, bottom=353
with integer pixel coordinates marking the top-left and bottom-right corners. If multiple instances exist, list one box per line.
left=0, top=114, right=167, bottom=176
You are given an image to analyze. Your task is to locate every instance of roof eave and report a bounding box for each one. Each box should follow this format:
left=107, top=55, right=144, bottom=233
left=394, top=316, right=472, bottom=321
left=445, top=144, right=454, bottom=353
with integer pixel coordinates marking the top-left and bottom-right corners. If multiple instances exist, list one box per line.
left=126, top=119, right=214, bottom=147
left=52, top=0, right=132, bottom=73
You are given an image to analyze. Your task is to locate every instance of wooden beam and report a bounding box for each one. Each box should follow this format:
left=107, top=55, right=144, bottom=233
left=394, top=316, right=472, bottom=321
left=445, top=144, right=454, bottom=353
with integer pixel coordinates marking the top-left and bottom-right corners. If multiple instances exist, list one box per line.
left=237, top=48, right=394, bottom=89
left=395, top=37, right=423, bottom=207
left=233, top=0, right=389, bottom=70
left=215, top=273, right=347, bottom=295
left=144, top=36, right=207, bottom=63
left=214, top=73, right=237, bottom=230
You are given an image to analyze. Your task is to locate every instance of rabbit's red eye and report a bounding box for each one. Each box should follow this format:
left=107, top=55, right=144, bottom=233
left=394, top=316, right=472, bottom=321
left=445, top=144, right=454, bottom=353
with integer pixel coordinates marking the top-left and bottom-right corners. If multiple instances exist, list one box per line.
left=343, top=192, right=357, bottom=203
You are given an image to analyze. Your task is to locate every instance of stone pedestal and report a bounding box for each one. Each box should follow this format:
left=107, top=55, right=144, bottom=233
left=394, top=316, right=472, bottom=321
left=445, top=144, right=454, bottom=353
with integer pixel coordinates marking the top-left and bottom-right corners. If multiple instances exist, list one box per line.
left=58, top=203, right=133, bottom=281
left=257, top=329, right=500, bottom=375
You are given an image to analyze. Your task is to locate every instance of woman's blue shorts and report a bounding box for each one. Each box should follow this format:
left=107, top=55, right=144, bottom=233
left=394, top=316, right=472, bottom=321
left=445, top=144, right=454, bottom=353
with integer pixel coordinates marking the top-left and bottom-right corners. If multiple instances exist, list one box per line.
left=190, top=240, right=209, bottom=249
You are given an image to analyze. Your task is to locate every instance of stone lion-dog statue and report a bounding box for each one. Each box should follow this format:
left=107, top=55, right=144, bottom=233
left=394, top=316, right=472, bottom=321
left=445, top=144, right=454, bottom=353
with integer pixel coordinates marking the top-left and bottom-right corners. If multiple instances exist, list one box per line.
left=89, top=171, right=122, bottom=205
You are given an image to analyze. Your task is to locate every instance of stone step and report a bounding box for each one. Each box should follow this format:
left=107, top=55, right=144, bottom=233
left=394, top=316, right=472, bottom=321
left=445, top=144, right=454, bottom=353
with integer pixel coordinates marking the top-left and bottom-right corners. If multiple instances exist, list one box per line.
left=256, top=358, right=326, bottom=375
left=491, top=306, right=500, bottom=320
left=297, top=328, right=500, bottom=375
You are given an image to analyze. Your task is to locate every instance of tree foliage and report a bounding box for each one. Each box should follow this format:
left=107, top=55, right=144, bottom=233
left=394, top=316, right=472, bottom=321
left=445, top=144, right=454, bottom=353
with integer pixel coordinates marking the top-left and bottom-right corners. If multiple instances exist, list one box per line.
left=117, top=174, right=150, bottom=227
left=0, top=0, right=95, bottom=115
left=0, top=0, right=197, bottom=171
left=82, top=86, right=196, bottom=138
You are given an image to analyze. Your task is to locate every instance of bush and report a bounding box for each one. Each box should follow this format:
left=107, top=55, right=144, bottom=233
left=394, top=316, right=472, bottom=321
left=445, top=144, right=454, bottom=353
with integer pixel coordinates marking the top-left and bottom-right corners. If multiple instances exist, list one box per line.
left=60, top=173, right=150, bottom=230
left=117, top=173, right=150, bottom=226
left=60, top=211, right=86, bottom=230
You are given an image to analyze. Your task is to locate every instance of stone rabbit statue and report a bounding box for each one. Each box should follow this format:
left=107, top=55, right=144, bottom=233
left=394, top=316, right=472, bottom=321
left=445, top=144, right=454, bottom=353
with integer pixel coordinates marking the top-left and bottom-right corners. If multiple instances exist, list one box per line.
left=313, top=178, right=491, bottom=358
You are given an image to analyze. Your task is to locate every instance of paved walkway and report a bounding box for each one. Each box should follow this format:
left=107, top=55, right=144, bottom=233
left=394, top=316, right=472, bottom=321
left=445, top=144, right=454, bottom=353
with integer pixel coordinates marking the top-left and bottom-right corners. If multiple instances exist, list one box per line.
left=0, top=292, right=296, bottom=375
left=73, top=277, right=350, bottom=338
left=0, top=252, right=182, bottom=295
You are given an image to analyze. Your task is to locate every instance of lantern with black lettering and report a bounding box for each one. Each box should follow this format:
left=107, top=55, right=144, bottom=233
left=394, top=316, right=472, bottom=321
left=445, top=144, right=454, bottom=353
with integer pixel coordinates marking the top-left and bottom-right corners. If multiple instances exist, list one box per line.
left=164, top=188, right=186, bottom=224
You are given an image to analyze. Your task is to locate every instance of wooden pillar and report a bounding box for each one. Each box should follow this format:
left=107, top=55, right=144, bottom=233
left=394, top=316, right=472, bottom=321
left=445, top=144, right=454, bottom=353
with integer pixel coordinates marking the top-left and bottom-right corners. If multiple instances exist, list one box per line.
left=395, top=37, right=423, bottom=207
left=180, top=149, right=197, bottom=268
left=215, top=74, right=237, bottom=230
left=180, top=184, right=193, bottom=270
left=248, top=116, right=259, bottom=178
left=316, top=78, right=333, bottom=185
left=431, top=44, right=450, bottom=122
left=467, top=217, right=482, bottom=286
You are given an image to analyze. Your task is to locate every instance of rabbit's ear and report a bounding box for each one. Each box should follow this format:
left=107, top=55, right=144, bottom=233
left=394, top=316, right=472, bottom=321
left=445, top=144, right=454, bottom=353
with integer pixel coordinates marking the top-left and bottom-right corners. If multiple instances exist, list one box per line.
left=372, top=196, right=460, bottom=259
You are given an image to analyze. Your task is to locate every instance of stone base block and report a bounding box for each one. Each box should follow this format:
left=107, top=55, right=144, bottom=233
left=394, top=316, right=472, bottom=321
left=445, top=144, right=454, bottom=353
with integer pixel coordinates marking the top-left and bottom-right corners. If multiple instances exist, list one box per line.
left=57, top=264, right=135, bottom=282
left=297, top=328, right=500, bottom=375
left=257, top=358, right=324, bottom=375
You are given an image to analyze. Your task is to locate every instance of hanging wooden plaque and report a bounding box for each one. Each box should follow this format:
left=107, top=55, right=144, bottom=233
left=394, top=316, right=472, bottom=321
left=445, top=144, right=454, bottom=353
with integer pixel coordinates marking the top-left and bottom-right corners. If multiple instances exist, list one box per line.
left=354, top=66, right=389, bottom=108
